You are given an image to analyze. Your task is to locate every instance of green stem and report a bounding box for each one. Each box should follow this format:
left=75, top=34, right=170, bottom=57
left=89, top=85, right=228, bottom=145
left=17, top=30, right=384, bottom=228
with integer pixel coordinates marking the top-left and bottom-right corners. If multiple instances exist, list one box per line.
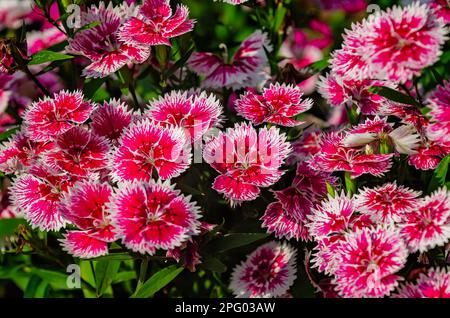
left=136, top=258, right=149, bottom=292
left=344, top=171, right=356, bottom=196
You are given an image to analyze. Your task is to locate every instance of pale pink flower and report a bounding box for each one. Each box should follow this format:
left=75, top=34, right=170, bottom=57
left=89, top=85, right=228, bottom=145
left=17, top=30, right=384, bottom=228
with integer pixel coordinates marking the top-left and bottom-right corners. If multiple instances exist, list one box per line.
left=333, top=226, right=408, bottom=298
left=59, top=181, right=117, bottom=258
left=110, top=180, right=201, bottom=254
left=0, top=0, right=33, bottom=30
left=27, top=27, right=66, bottom=55
left=235, top=83, right=313, bottom=127
left=67, top=2, right=151, bottom=78
left=146, top=90, right=222, bottom=142
left=355, top=182, right=421, bottom=224
left=188, top=30, right=272, bottom=90
left=118, top=0, right=194, bottom=47
left=110, top=119, right=191, bottom=182
left=399, top=188, right=450, bottom=253
left=203, top=123, right=291, bottom=206
left=229, top=241, right=297, bottom=298
left=24, top=90, right=95, bottom=142
left=427, top=81, right=450, bottom=144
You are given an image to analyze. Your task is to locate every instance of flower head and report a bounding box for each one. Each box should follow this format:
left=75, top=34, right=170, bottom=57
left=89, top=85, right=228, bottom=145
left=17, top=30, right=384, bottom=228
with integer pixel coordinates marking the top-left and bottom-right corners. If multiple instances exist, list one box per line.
left=110, top=180, right=201, bottom=254
left=118, top=0, right=194, bottom=47
left=146, top=90, right=222, bottom=142
left=333, top=226, right=408, bottom=298
left=229, top=241, right=297, bottom=298
left=395, top=267, right=450, bottom=298
left=24, top=90, right=95, bottom=142
left=427, top=81, right=450, bottom=145
left=188, top=30, right=272, bottom=90
left=235, top=83, right=313, bottom=127
left=399, top=188, right=450, bottom=253
left=67, top=2, right=151, bottom=78
left=111, top=119, right=191, bottom=182
left=203, top=122, right=291, bottom=206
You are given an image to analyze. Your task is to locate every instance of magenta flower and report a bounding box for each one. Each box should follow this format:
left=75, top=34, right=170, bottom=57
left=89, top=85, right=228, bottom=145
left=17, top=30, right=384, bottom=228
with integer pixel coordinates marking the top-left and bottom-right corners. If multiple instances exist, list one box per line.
left=333, top=226, right=408, bottom=298
left=203, top=123, right=291, bottom=206
left=399, top=188, right=450, bottom=253
left=287, top=128, right=322, bottom=164
left=111, top=119, right=191, bottom=182
left=67, top=2, right=151, bottom=78
left=235, top=83, right=313, bottom=127
left=188, top=30, right=272, bottom=89
left=427, top=81, right=450, bottom=145
left=317, top=0, right=367, bottom=13
left=90, top=99, right=135, bottom=145
left=24, top=90, right=95, bottom=142
left=11, top=165, right=74, bottom=231
left=59, top=181, right=117, bottom=258
left=110, top=180, right=201, bottom=254
left=146, top=90, right=223, bottom=142
left=407, top=141, right=450, bottom=171
left=44, top=126, right=111, bottom=177
left=229, top=241, right=297, bottom=298
left=395, top=267, right=450, bottom=298
left=309, top=132, right=393, bottom=178
left=355, top=182, right=421, bottom=224
left=118, top=0, right=194, bottom=47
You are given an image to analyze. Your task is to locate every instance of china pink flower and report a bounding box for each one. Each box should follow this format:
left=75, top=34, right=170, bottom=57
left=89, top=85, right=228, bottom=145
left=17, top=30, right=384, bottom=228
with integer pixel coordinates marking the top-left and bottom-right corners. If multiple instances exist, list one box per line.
left=235, top=83, right=313, bottom=127
left=355, top=182, right=421, bottom=224
left=111, top=119, right=191, bottom=182
left=287, top=128, right=321, bottom=164
left=399, top=188, right=450, bottom=253
left=395, top=267, right=450, bottom=298
left=110, top=180, right=201, bottom=254
left=333, top=226, right=408, bottom=298
left=317, top=0, right=367, bottom=13
left=188, top=30, right=272, bottom=90
left=44, top=127, right=110, bottom=177
left=11, top=165, right=74, bottom=231
left=59, top=181, right=117, bottom=258
left=90, top=99, right=135, bottom=145
left=27, top=27, right=66, bottom=55
left=229, top=241, right=297, bottom=298
left=309, top=132, right=393, bottom=178
left=24, top=90, right=95, bottom=142
left=67, top=2, right=151, bottom=78
left=0, top=130, right=54, bottom=174
left=430, top=0, right=450, bottom=24
left=0, top=0, right=33, bottom=30
left=408, top=141, right=450, bottom=170
left=427, top=81, right=450, bottom=144
left=118, top=0, right=194, bottom=47
left=203, top=123, right=291, bottom=206
left=146, top=90, right=222, bottom=142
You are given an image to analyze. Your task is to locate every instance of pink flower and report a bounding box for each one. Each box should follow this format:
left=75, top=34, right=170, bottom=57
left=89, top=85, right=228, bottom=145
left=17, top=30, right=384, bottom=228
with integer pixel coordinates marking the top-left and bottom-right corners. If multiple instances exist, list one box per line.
left=24, top=90, right=95, bottom=142
left=118, top=0, right=194, bottom=47
left=188, top=30, right=272, bottom=90
left=27, top=27, right=66, bottom=55
left=67, top=2, right=151, bottom=78
left=333, top=226, right=408, bottom=298
left=408, top=141, right=450, bottom=171
left=287, top=128, right=322, bottom=164
left=235, top=83, right=313, bottom=127
left=399, top=188, right=450, bottom=253
left=44, top=127, right=110, bottom=177
left=395, top=267, right=450, bottom=298
left=355, top=182, right=421, bottom=224
left=59, top=181, right=117, bottom=258
left=0, top=130, right=54, bottom=174
left=427, top=81, right=450, bottom=145
left=317, top=0, right=367, bottom=13
left=318, top=73, right=396, bottom=115
left=146, top=90, right=222, bottom=142
left=203, top=123, right=291, bottom=206
left=110, top=180, right=201, bottom=254
left=0, top=0, right=33, bottom=30
left=90, top=99, right=135, bottom=145
left=229, top=241, right=297, bottom=298
left=430, top=0, right=450, bottom=24
left=11, top=165, right=74, bottom=231
left=309, top=132, right=393, bottom=178
left=111, top=119, right=191, bottom=182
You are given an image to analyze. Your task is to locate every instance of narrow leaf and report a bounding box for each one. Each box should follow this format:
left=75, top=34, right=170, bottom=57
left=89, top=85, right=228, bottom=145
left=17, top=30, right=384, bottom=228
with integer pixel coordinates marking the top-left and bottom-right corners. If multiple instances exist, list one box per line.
left=131, top=265, right=183, bottom=298
left=203, top=233, right=269, bottom=254
left=29, top=50, right=74, bottom=65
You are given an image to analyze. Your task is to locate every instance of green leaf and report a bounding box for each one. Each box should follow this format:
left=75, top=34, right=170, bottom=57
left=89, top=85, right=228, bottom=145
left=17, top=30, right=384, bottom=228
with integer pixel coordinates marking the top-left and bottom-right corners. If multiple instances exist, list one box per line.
left=90, top=253, right=135, bottom=262
left=0, top=218, right=26, bottom=237
left=131, top=265, right=183, bottom=298
left=163, top=45, right=194, bottom=79
left=0, top=126, right=19, bottom=142
left=111, top=271, right=137, bottom=284
left=28, top=268, right=72, bottom=290
left=272, top=4, right=287, bottom=32
left=203, top=233, right=269, bottom=254
left=75, top=21, right=101, bottom=33
left=368, top=86, right=420, bottom=107
left=83, top=77, right=107, bottom=100
left=307, top=58, right=329, bottom=73
left=94, top=260, right=121, bottom=296
left=29, top=50, right=74, bottom=66
left=200, top=256, right=227, bottom=273
left=428, top=154, right=450, bottom=192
